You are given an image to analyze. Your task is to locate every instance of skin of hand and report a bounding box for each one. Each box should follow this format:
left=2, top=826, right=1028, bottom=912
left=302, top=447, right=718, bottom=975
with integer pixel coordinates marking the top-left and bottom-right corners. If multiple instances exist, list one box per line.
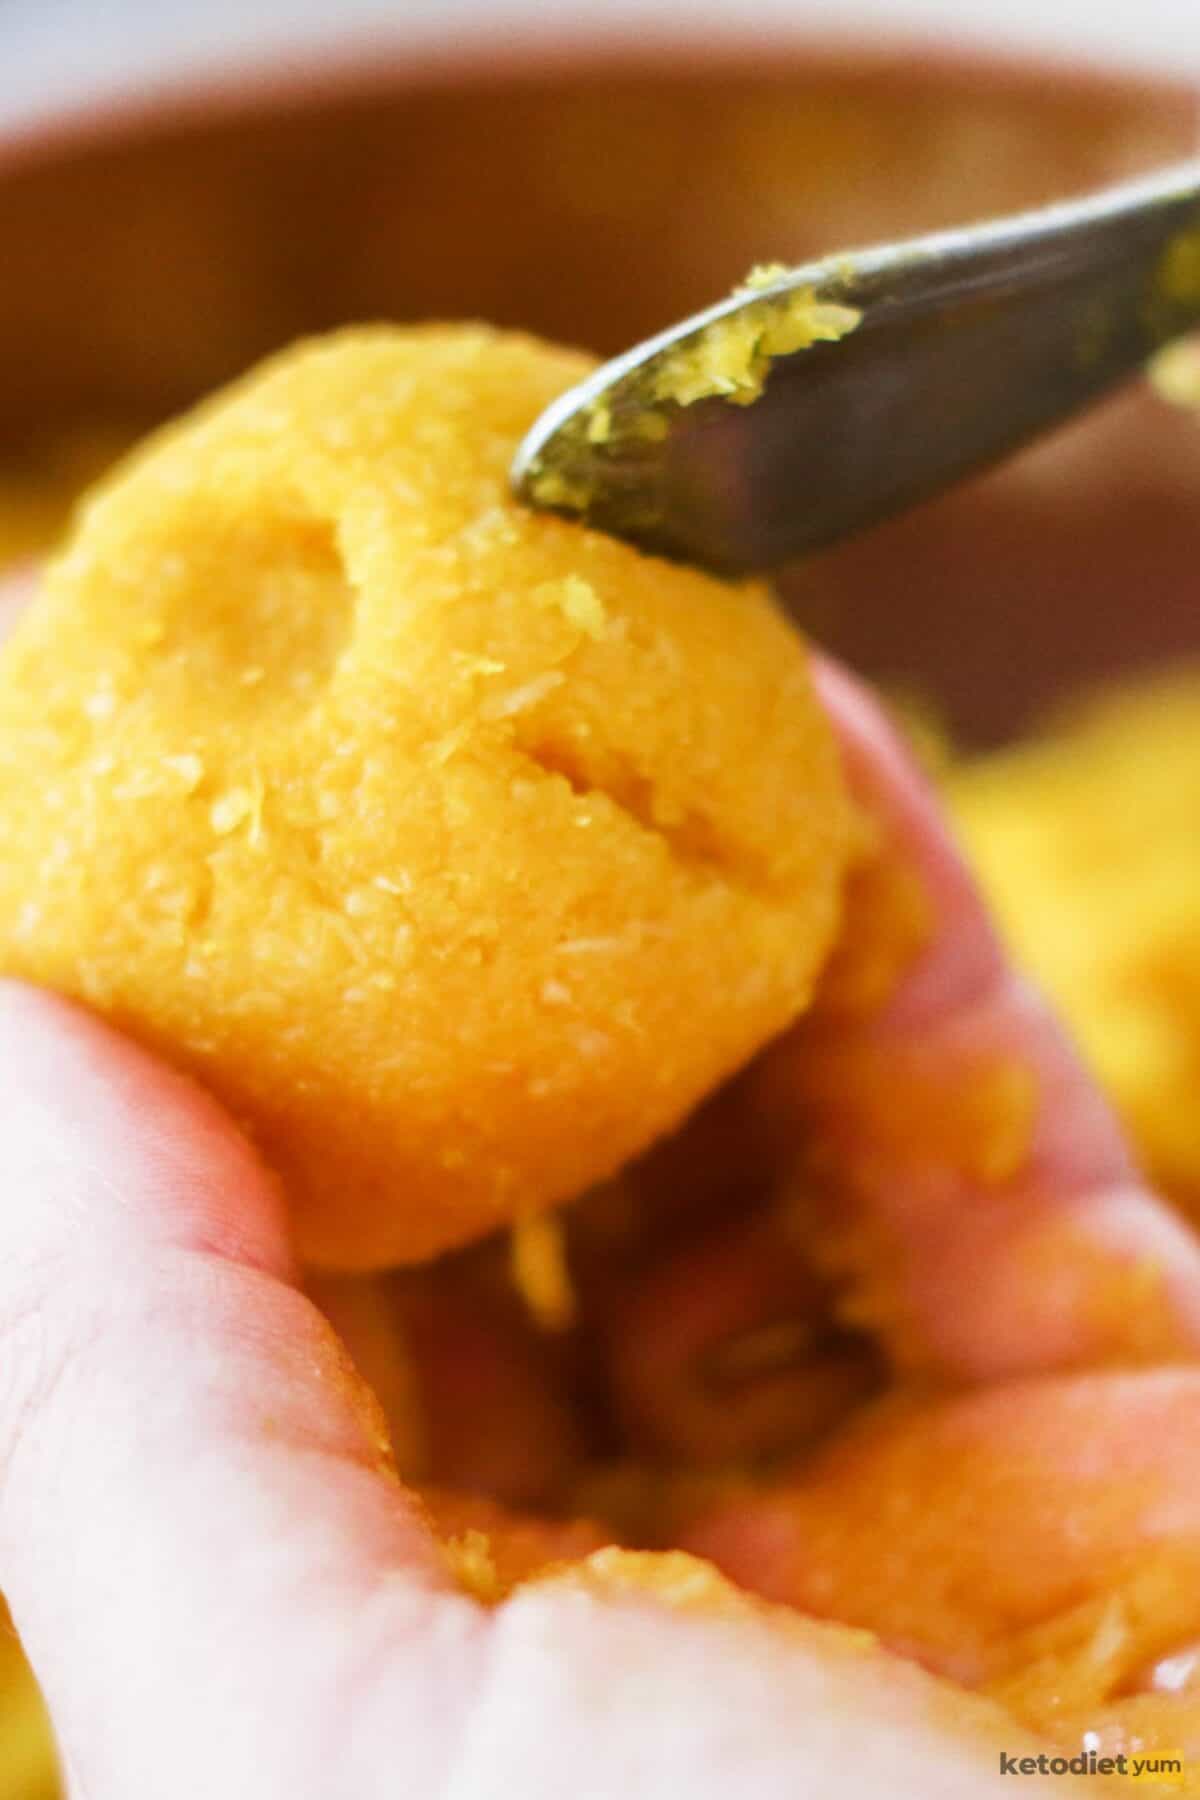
left=0, top=567, right=1196, bottom=1797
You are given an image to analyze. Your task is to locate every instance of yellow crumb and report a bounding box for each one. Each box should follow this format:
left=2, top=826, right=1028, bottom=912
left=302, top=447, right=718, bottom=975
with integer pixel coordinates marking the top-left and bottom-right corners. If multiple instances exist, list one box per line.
left=534, top=574, right=608, bottom=642
left=510, top=1208, right=577, bottom=1332
left=652, top=284, right=861, bottom=410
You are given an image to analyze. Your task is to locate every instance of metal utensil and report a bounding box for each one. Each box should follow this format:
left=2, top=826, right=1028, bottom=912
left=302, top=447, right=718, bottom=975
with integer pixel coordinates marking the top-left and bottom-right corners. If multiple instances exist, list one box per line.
left=512, top=159, right=1200, bottom=575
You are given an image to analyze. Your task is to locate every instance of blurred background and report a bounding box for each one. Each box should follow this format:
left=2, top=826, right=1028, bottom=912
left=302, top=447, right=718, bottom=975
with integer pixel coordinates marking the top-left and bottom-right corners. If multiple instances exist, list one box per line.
left=1, top=0, right=1199, bottom=133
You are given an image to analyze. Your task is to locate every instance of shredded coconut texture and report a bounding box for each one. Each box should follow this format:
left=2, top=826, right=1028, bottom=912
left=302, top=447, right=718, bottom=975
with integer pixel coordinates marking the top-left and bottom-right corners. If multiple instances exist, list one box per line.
left=0, top=323, right=852, bottom=1270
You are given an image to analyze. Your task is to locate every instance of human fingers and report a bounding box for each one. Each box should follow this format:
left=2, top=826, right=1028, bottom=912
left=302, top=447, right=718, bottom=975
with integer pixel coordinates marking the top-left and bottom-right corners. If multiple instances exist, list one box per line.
left=0, top=981, right=1100, bottom=1800
left=0, top=981, right=484, bottom=1799
left=681, top=1368, right=1200, bottom=1687
left=775, top=658, right=1200, bottom=1379
left=600, top=660, right=1200, bottom=1468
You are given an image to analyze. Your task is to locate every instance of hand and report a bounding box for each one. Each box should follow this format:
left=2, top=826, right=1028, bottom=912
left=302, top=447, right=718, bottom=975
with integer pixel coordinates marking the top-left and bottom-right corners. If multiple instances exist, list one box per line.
left=0, top=565, right=32, bottom=641
left=676, top=662, right=1200, bottom=1724
left=0, top=581, right=1196, bottom=1795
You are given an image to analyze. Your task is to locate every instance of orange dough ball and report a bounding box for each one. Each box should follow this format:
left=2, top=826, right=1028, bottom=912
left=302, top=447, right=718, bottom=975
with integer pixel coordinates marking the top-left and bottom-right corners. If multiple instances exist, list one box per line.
left=0, top=325, right=850, bottom=1269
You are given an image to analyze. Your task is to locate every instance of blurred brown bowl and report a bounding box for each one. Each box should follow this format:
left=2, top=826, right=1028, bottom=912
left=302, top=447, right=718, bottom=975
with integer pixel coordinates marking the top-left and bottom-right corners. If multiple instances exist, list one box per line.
left=1, top=36, right=1196, bottom=743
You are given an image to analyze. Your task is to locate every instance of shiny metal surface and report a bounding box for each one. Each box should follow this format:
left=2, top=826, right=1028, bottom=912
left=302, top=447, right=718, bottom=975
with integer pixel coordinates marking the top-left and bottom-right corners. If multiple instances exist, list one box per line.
left=514, top=159, right=1200, bottom=574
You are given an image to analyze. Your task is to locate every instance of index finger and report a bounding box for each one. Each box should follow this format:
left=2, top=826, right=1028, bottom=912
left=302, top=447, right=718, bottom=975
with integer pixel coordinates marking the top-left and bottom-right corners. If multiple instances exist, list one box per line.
left=767, top=658, right=1200, bottom=1381
left=0, top=981, right=484, bottom=1798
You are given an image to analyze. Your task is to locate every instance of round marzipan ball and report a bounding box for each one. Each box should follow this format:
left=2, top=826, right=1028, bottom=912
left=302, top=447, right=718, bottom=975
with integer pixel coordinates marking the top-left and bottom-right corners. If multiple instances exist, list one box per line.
left=0, top=325, right=851, bottom=1269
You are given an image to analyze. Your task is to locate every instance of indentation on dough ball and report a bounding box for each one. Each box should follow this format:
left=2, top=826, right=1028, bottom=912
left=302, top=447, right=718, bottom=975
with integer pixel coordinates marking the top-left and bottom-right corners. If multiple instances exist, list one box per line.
left=146, top=505, right=355, bottom=713
left=515, top=727, right=746, bottom=887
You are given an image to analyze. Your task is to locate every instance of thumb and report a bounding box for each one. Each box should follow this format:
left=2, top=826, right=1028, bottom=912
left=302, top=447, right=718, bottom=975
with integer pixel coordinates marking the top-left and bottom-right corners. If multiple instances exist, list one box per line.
left=0, top=980, right=483, bottom=1798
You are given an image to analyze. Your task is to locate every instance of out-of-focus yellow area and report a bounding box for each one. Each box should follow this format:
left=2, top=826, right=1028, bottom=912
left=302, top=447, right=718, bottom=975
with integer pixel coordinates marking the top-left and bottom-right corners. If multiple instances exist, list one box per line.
left=949, top=671, right=1200, bottom=1216
left=0, top=1604, right=57, bottom=1798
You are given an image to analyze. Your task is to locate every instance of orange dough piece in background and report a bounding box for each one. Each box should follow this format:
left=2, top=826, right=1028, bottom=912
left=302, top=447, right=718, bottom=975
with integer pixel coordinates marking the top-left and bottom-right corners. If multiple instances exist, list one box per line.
left=951, top=674, right=1200, bottom=1221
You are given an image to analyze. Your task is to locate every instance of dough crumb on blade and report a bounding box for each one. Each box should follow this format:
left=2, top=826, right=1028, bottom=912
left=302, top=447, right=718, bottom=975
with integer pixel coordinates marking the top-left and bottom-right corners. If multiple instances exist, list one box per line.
left=0, top=324, right=851, bottom=1269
